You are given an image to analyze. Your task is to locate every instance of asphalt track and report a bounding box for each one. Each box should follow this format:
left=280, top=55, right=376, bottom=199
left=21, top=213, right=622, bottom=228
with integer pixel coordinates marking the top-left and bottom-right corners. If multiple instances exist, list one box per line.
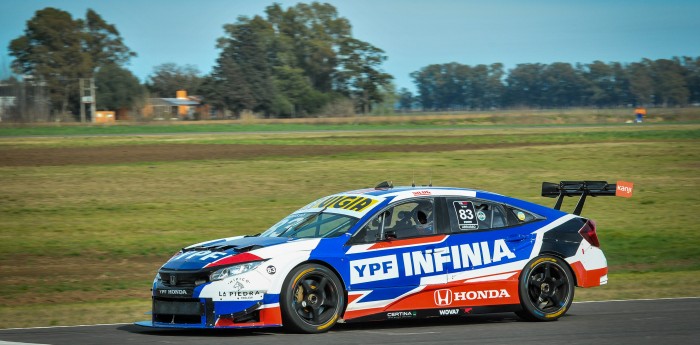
left=1, top=297, right=698, bottom=345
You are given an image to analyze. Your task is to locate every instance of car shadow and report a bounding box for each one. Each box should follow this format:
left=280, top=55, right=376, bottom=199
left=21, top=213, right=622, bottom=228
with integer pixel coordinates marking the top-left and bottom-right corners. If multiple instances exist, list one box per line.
left=120, top=313, right=521, bottom=337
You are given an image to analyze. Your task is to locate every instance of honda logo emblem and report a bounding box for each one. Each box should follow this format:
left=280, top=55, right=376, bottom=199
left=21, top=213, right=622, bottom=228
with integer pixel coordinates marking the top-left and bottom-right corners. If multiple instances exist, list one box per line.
left=169, top=275, right=177, bottom=286
left=434, top=289, right=453, bottom=306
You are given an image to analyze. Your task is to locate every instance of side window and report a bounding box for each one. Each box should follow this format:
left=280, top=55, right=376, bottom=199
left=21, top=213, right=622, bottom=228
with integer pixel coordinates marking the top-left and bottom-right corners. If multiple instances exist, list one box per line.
left=351, top=198, right=435, bottom=243
left=504, top=206, right=540, bottom=225
left=448, top=199, right=507, bottom=232
left=290, top=213, right=357, bottom=238
left=351, top=210, right=391, bottom=243
left=386, top=199, right=434, bottom=239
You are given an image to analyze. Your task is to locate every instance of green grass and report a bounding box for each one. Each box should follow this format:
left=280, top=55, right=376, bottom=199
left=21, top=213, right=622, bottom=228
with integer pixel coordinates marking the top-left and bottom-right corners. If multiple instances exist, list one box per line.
left=0, top=122, right=426, bottom=136
left=0, top=122, right=698, bottom=328
left=0, top=106, right=698, bottom=138
left=1, top=140, right=699, bottom=266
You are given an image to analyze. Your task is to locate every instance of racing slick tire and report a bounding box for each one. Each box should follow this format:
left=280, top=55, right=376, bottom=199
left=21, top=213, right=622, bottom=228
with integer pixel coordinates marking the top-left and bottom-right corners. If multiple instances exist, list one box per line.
left=280, top=263, right=345, bottom=333
left=516, top=255, right=575, bottom=321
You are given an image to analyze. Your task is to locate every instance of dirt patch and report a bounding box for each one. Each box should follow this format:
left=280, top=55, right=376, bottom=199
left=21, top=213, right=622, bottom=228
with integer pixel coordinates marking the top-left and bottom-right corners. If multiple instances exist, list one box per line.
left=0, top=143, right=544, bottom=167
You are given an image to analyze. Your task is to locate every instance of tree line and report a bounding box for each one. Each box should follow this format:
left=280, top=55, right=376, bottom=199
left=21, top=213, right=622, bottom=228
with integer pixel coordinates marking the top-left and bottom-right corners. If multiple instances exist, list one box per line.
left=403, top=58, right=700, bottom=111
left=2, top=2, right=392, bottom=121
left=5, top=7, right=140, bottom=119
left=2, top=3, right=699, bottom=122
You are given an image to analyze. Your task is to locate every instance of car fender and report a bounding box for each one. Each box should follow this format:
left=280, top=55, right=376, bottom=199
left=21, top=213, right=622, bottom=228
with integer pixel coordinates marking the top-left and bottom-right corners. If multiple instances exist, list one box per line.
left=251, top=238, right=323, bottom=295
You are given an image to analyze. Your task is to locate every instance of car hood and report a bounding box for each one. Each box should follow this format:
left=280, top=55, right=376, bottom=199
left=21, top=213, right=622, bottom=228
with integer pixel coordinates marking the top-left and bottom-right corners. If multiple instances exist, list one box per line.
left=160, top=236, right=292, bottom=271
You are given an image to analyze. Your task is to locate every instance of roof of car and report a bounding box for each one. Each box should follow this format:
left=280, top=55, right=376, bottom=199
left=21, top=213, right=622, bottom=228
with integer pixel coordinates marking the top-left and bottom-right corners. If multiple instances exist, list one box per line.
left=347, top=186, right=480, bottom=197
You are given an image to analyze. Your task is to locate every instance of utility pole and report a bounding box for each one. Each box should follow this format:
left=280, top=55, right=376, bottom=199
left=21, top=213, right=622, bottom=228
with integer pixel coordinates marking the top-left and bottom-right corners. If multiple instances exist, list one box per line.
left=90, top=78, right=96, bottom=123
left=79, top=78, right=85, bottom=123
left=79, top=78, right=96, bottom=123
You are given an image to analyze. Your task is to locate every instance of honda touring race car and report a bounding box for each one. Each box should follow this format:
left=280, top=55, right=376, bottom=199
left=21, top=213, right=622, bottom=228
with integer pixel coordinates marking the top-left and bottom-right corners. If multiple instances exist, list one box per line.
left=136, top=180, right=632, bottom=333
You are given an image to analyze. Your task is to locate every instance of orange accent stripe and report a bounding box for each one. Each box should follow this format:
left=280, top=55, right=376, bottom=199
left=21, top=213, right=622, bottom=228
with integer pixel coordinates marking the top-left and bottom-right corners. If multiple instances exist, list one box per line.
left=460, top=270, right=520, bottom=283
left=347, top=293, right=365, bottom=304
left=214, top=305, right=282, bottom=327
left=343, top=272, right=523, bottom=321
left=570, top=261, right=607, bottom=287
left=368, top=234, right=448, bottom=250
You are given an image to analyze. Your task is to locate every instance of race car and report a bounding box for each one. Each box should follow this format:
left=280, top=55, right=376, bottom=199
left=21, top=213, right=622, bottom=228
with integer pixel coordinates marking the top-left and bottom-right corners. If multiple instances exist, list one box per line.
left=136, top=180, right=632, bottom=333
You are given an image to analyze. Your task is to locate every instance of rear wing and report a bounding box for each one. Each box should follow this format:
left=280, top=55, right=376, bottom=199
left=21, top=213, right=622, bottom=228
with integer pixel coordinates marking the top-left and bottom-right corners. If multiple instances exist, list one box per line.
left=542, top=180, right=633, bottom=216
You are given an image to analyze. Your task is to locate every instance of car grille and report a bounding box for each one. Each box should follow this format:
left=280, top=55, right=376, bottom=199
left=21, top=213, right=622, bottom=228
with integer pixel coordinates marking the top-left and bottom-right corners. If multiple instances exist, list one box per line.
left=153, top=297, right=203, bottom=324
left=159, top=270, right=210, bottom=288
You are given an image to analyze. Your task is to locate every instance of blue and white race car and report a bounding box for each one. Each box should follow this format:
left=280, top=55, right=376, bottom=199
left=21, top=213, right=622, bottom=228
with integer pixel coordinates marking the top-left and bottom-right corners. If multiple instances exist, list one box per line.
left=136, top=180, right=632, bottom=333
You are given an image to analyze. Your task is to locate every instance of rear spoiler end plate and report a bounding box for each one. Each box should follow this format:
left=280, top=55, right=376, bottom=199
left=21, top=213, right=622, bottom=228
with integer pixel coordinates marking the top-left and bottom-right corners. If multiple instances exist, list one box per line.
left=542, top=180, right=633, bottom=215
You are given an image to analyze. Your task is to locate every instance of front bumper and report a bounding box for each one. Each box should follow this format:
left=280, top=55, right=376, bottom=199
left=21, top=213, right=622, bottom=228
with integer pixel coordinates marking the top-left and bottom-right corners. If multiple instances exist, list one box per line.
left=135, top=296, right=283, bottom=329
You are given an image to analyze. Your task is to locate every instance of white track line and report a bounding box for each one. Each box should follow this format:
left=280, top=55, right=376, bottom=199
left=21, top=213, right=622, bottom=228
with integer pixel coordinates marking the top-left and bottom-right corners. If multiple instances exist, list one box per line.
left=573, top=296, right=700, bottom=304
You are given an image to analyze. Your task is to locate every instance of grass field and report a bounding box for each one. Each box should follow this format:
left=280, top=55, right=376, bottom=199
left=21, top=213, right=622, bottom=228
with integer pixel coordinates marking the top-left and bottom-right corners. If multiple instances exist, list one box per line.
left=0, top=117, right=698, bottom=328
left=1, top=106, right=698, bottom=137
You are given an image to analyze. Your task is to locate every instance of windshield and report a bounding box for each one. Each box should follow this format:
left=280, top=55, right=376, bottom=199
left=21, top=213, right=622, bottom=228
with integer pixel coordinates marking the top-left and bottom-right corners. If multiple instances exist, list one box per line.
left=259, top=211, right=359, bottom=239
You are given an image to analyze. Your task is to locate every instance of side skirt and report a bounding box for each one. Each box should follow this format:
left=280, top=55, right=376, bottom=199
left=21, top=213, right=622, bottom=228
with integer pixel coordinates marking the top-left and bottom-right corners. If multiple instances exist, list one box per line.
left=343, top=304, right=521, bottom=323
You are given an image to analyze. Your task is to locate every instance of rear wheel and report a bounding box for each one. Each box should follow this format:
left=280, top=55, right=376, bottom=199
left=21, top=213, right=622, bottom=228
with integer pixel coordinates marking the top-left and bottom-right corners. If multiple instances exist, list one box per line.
left=517, top=255, right=574, bottom=321
left=280, top=263, right=345, bottom=333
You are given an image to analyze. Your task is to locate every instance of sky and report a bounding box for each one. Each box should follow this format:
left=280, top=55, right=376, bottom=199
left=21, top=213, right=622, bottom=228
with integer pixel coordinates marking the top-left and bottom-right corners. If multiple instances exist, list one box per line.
left=1, top=0, right=699, bottom=92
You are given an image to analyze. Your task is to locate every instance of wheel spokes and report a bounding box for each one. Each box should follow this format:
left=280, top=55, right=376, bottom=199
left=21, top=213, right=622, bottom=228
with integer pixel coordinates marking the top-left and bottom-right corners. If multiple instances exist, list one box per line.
left=529, top=274, right=541, bottom=285
left=322, top=293, right=337, bottom=308
left=310, top=305, right=321, bottom=322
left=292, top=273, right=338, bottom=324
left=549, top=293, right=561, bottom=307
left=543, top=263, right=551, bottom=280
left=528, top=262, right=570, bottom=312
left=295, top=303, right=310, bottom=317
left=316, top=276, right=328, bottom=292
left=301, top=279, right=314, bottom=294
left=552, top=276, right=564, bottom=288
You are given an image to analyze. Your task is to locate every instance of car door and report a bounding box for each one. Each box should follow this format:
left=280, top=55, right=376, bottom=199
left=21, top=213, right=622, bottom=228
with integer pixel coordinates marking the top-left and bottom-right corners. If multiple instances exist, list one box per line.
left=343, top=197, right=449, bottom=292
left=435, top=197, right=537, bottom=308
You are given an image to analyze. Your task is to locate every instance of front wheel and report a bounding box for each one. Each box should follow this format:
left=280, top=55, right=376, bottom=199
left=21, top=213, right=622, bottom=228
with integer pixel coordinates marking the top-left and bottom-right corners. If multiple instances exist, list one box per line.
left=517, top=255, right=575, bottom=321
left=280, top=263, right=345, bottom=333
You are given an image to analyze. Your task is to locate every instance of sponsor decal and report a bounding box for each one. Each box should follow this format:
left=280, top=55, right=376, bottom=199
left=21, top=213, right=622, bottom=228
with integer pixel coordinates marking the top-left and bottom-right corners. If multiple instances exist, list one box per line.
left=438, top=309, right=460, bottom=316
left=530, top=257, right=556, bottom=268
left=217, top=290, right=264, bottom=300
left=476, top=211, right=486, bottom=221
left=266, top=265, right=277, bottom=275
left=158, top=289, right=188, bottom=295
left=227, top=277, right=251, bottom=290
left=433, top=289, right=511, bottom=306
left=387, top=311, right=417, bottom=319
left=315, top=195, right=378, bottom=212
left=615, top=180, right=634, bottom=198
left=171, top=250, right=228, bottom=262
left=402, top=239, right=516, bottom=276
left=350, top=239, right=516, bottom=284
left=517, top=211, right=526, bottom=221
left=412, top=190, right=431, bottom=196
left=217, top=277, right=263, bottom=300
left=434, top=289, right=453, bottom=306
left=453, top=201, right=478, bottom=230
left=350, top=254, right=399, bottom=284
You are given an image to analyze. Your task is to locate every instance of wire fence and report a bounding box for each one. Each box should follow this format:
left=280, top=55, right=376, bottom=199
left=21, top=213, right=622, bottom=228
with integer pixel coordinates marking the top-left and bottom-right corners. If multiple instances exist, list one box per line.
left=0, top=79, right=51, bottom=122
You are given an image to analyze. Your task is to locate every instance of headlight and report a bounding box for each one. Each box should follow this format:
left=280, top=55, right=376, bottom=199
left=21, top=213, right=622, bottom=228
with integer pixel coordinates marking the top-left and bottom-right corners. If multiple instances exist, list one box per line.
left=210, top=261, right=263, bottom=281
left=155, top=272, right=161, bottom=282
